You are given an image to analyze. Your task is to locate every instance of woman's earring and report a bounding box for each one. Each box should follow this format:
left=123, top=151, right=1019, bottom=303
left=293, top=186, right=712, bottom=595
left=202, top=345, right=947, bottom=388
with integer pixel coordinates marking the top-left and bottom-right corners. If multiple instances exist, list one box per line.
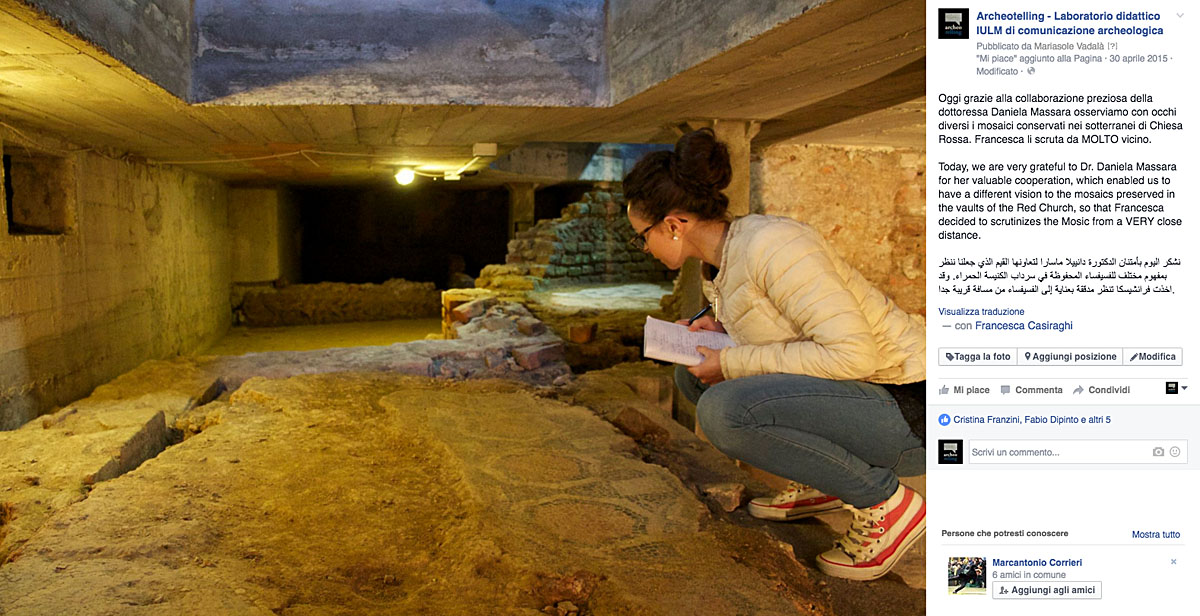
left=672, top=235, right=679, bottom=241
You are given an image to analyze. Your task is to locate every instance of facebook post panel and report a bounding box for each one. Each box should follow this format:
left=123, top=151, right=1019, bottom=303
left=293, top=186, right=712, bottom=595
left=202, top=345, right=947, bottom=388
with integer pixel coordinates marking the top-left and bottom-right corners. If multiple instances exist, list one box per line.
left=928, top=2, right=1193, bottom=613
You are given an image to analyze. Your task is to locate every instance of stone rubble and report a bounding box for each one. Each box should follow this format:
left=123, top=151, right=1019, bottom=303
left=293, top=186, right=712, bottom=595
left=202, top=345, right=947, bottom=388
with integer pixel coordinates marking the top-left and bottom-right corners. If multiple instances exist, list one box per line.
left=237, top=278, right=441, bottom=326
left=567, top=322, right=597, bottom=344
left=215, top=301, right=570, bottom=387
left=702, top=483, right=749, bottom=513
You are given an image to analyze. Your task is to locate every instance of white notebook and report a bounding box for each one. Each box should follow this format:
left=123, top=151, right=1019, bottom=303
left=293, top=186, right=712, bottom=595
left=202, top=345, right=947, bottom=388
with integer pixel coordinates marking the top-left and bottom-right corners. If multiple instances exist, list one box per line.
left=642, top=316, right=737, bottom=366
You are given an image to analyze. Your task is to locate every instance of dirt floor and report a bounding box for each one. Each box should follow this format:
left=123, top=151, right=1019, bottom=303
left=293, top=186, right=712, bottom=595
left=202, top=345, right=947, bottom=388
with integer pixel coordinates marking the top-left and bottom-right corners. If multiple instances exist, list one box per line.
left=205, top=319, right=444, bottom=355
left=1, top=317, right=925, bottom=615
left=522, top=283, right=674, bottom=374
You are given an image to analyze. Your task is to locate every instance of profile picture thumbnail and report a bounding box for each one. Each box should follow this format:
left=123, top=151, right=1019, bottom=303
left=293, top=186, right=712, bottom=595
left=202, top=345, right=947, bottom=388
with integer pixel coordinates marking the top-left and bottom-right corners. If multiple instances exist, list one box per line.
left=938, top=8, right=970, bottom=39
left=948, top=556, right=987, bottom=595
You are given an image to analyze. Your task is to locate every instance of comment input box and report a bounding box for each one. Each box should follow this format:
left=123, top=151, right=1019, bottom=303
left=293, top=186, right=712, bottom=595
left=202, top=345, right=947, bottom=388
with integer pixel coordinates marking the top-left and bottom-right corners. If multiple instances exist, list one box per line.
left=969, top=440, right=1187, bottom=464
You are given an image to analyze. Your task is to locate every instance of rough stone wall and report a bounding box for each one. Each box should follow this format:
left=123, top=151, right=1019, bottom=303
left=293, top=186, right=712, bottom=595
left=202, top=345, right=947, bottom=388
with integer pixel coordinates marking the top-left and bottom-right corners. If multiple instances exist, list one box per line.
left=751, top=143, right=925, bottom=315
left=237, top=279, right=440, bottom=327
left=1, top=139, right=231, bottom=430
left=476, top=189, right=669, bottom=291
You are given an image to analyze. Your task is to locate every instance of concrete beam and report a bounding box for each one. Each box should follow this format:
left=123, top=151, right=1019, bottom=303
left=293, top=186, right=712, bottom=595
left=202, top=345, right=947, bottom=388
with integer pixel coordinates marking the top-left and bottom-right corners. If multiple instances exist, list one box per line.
left=191, top=0, right=607, bottom=106
left=505, top=182, right=538, bottom=239
left=756, top=58, right=926, bottom=146
left=491, top=142, right=672, bottom=183
left=15, top=0, right=854, bottom=112
left=607, top=0, right=830, bottom=104
left=22, top=0, right=191, bottom=100
left=491, top=143, right=600, bottom=181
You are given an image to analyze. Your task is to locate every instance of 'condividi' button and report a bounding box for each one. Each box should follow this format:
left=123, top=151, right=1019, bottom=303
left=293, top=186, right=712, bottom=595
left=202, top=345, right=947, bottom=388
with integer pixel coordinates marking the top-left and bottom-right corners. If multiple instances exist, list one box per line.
left=993, top=582, right=1102, bottom=599
left=1123, top=348, right=1183, bottom=366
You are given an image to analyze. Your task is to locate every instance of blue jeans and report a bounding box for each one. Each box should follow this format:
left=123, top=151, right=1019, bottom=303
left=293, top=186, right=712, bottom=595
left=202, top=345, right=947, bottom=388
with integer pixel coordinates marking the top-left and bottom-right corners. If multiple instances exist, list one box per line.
left=676, top=366, right=925, bottom=508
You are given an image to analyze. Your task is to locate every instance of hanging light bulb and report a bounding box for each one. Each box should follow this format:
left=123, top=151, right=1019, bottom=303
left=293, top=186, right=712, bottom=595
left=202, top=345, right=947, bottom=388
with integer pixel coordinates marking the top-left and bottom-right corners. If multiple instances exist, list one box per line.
left=394, top=168, right=415, bottom=185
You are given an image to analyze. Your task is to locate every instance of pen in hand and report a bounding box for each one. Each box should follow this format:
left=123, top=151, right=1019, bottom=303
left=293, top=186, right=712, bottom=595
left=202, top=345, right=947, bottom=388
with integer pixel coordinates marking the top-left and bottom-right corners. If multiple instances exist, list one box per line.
left=686, top=304, right=713, bottom=326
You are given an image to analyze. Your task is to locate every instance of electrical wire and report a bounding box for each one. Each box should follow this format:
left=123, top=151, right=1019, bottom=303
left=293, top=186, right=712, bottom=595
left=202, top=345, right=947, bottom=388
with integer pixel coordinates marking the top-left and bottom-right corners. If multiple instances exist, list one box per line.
left=1, top=121, right=94, bottom=157
left=0, top=127, right=484, bottom=179
left=157, top=148, right=478, bottom=167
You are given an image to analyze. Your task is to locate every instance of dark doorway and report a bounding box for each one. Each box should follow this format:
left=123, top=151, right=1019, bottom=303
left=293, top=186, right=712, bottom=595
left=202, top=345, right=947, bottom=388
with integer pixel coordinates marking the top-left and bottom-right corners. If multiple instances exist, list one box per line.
left=295, top=182, right=509, bottom=288
left=535, top=182, right=592, bottom=222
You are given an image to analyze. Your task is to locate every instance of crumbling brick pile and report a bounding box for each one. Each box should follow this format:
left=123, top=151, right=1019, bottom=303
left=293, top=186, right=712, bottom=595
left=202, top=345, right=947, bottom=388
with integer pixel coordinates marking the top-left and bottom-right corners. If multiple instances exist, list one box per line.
left=475, top=189, right=670, bottom=291
left=237, top=278, right=440, bottom=326
left=449, top=299, right=568, bottom=374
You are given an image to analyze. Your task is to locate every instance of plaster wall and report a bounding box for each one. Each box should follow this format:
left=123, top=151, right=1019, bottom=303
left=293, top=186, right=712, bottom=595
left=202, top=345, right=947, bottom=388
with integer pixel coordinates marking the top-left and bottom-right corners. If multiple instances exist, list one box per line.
left=751, top=143, right=926, bottom=315
left=0, top=138, right=231, bottom=429
left=22, top=0, right=192, bottom=99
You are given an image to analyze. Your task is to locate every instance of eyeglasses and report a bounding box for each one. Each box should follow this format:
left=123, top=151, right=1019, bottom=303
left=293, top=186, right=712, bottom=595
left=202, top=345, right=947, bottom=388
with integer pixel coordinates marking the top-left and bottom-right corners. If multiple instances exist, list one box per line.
left=628, top=217, right=687, bottom=251
left=628, top=221, right=658, bottom=251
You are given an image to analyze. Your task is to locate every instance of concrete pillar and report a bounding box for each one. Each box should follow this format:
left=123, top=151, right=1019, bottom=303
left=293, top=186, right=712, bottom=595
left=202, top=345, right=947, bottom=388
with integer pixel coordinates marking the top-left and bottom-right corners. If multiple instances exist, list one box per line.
left=229, top=187, right=298, bottom=283
left=677, top=259, right=706, bottom=318
left=676, top=119, right=762, bottom=316
left=711, top=119, right=761, bottom=216
left=505, top=182, right=538, bottom=239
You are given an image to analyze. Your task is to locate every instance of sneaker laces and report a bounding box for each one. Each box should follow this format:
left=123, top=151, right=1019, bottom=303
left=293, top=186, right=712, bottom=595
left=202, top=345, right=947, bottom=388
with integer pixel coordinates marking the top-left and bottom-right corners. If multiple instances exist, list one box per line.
left=834, top=504, right=887, bottom=562
left=772, top=481, right=812, bottom=504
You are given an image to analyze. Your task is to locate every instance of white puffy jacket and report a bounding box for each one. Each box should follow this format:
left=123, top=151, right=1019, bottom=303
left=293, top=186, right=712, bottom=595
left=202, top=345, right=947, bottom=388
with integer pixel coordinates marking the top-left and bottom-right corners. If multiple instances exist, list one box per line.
left=709, top=215, right=925, bottom=384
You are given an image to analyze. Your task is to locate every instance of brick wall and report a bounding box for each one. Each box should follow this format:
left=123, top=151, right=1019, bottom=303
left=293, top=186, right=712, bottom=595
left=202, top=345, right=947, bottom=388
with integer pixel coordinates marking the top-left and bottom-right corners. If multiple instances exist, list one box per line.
left=477, top=188, right=669, bottom=291
left=751, top=143, right=926, bottom=315
left=1, top=137, right=231, bottom=429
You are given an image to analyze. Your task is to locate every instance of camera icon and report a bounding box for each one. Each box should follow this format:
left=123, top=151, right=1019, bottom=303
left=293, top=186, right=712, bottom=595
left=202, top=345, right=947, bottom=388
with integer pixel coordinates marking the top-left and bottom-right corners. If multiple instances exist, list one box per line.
left=1152, top=447, right=1165, bottom=457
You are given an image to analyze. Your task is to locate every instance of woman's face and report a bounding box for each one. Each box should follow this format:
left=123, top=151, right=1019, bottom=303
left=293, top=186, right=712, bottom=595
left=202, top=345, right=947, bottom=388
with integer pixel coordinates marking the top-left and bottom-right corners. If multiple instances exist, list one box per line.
left=627, top=206, right=685, bottom=270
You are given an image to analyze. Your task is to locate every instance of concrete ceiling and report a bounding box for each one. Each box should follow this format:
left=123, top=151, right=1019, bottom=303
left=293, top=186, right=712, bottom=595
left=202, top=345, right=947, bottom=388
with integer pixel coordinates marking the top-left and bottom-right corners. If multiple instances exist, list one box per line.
left=0, top=0, right=925, bottom=187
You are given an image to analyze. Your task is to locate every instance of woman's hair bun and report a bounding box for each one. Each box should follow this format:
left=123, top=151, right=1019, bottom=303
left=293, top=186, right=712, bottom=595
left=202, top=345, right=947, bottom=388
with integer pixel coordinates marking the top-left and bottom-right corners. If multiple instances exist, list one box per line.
left=623, top=128, right=731, bottom=222
left=672, top=128, right=731, bottom=196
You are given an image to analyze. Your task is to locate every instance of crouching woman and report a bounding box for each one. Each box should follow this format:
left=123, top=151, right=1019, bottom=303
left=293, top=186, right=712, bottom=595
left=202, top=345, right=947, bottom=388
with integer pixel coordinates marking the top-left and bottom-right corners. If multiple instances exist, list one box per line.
left=623, top=129, right=926, bottom=581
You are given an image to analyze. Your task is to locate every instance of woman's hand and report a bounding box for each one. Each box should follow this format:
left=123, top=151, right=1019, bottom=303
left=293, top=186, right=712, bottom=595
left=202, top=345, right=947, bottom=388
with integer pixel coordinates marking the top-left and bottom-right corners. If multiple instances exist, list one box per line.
left=675, top=315, right=726, bottom=333
left=687, top=347, right=725, bottom=385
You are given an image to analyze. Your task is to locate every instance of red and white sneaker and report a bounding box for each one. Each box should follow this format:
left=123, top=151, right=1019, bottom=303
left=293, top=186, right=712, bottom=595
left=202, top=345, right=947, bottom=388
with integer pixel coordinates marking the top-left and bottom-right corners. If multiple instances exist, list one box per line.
left=747, top=482, right=844, bottom=521
left=816, top=484, right=926, bottom=581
